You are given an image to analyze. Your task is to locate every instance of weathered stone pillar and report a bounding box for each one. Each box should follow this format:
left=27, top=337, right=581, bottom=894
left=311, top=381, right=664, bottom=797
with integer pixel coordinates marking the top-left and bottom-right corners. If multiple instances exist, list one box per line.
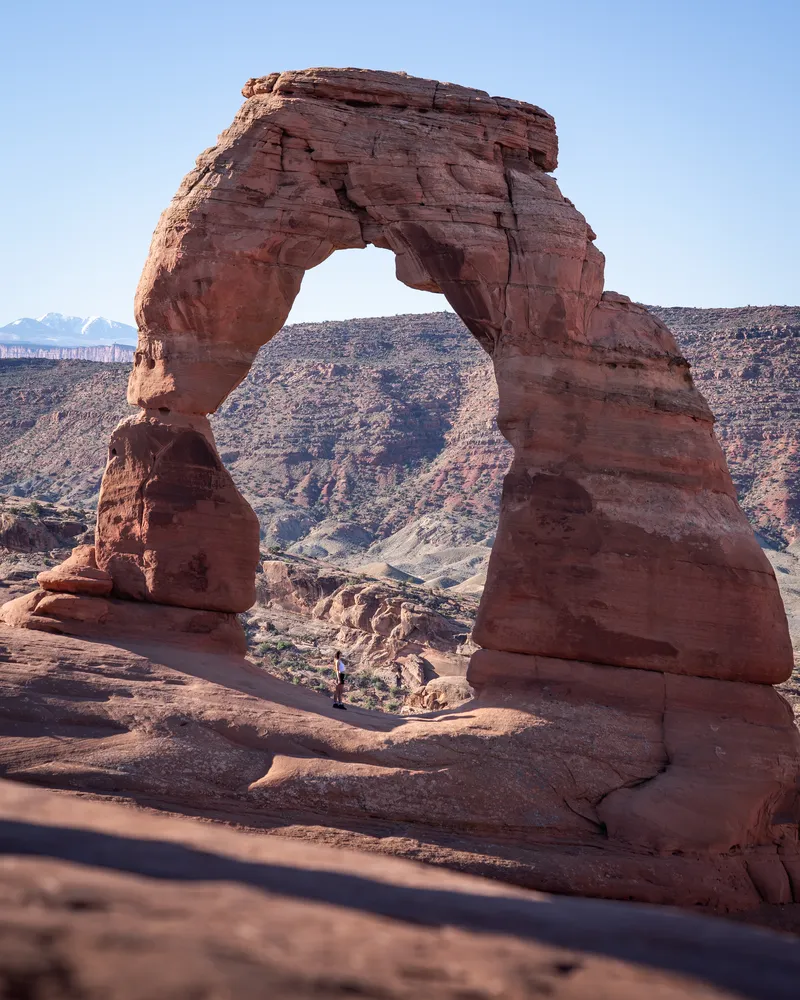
left=95, top=413, right=260, bottom=612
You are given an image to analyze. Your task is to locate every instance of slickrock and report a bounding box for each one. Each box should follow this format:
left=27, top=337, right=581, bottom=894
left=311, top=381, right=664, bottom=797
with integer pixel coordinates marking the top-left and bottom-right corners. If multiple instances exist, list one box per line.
left=0, top=626, right=798, bottom=914
left=2, top=68, right=799, bottom=912
left=0, top=590, right=246, bottom=652
left=6, top=781, right=800, bottom=1000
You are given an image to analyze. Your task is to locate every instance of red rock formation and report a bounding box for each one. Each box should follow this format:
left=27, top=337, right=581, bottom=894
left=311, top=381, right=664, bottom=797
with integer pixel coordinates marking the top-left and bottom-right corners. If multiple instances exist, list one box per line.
left=2, top=68, right=798, bottom=910
left=37, top=544, right=112, bottom=596
left=1, top=588, right=246, bottom=652
left=96, top=413, right=259, bottom=612
left=103, top=66, right=787, bottom=685
left=0, top=626, right=798, bottom=914
left=7, top=779, right=800, bottom=1000
left=478, top=293, right=791, bottom=683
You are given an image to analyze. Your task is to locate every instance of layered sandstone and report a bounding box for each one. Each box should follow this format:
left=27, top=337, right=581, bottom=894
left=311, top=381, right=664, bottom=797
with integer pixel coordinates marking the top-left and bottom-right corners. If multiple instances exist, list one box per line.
left=96, top=413, right=260, bottom=611
left=37, top=544, right=112, bottom=597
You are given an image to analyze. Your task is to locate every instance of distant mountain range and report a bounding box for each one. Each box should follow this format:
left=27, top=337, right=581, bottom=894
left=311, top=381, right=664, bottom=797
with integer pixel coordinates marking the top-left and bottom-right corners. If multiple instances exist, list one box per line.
left=0, top=313, right=137, bottom=348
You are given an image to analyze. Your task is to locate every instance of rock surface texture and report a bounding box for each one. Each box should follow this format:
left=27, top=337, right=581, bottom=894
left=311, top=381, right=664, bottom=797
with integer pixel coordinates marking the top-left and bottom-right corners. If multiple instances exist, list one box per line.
left=7, top=780, right=800, bottom=1000
left=259, top=556, right=471, bottom=675
left=0, top=627, right=798, bottom=915
left=2, top=68, right=799, bottom=912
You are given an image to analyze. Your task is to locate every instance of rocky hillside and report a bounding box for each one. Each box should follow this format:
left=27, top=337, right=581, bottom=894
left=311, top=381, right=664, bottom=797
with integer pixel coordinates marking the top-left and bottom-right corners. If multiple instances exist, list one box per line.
left=3, top=305, right=800, bottom=702
left=1, top=305, right=800, bottom=582
left=0, top=495, right=95, bottom=605
left=654, top=306, right=800, bottom=546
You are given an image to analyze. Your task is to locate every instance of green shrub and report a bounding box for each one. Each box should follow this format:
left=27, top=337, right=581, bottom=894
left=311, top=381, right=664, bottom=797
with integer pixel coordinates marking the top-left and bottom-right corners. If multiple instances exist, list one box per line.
left=27, top=501, right=42, bottom=517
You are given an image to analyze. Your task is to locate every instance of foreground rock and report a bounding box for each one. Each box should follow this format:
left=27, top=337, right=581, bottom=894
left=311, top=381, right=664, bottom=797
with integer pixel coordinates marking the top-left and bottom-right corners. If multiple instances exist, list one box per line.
left=6, top=779, right=800, bottom=1000
left=1, top=626, right=798, bottom=912
left=37, top=543, right=112, bottom=596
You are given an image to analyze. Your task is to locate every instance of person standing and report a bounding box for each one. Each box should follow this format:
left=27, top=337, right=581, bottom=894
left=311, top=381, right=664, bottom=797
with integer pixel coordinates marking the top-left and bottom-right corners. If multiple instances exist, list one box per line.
left=332, top=651, right=347, bottom=710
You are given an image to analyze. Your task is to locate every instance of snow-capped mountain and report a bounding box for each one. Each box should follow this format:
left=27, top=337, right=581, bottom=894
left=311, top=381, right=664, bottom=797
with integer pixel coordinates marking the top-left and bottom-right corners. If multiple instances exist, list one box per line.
left=0, top=313, right=137, bottom=347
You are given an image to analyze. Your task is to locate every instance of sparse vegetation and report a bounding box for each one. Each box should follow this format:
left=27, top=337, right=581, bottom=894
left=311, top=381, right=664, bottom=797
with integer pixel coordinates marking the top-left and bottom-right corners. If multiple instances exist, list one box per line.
left=248, top=635, right=410, bottom=714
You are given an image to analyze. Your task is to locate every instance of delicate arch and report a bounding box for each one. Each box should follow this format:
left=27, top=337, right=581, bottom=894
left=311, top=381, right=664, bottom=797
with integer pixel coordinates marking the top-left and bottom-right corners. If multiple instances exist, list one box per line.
left=94, top=68, right=790, bottom=686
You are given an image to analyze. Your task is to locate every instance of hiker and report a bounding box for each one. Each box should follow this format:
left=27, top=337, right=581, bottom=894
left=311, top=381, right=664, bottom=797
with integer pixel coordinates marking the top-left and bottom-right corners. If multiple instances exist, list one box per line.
left=332, top=650, right=347, bottom=710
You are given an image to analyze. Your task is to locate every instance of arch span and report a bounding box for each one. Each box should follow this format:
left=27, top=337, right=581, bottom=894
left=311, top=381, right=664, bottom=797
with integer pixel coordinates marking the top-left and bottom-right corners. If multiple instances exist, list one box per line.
left=96, top=68, right=790, bottom=686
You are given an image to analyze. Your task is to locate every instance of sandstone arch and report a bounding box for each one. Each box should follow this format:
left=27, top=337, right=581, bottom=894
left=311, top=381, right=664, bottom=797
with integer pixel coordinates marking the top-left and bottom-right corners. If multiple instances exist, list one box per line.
left=4, top=69, right=800, bottom=910
left=99, top=67, right=789, bottom=685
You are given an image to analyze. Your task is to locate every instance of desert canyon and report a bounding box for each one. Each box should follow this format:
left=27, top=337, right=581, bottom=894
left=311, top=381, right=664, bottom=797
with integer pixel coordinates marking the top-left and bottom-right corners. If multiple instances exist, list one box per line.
left=3, top=68, right=800, bottom=997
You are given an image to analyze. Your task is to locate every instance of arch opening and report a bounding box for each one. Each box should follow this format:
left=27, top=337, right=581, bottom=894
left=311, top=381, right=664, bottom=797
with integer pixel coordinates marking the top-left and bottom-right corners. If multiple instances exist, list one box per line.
left=209, top=242, right=507, bottom=597
left=284, top=244, right=454, bottom=326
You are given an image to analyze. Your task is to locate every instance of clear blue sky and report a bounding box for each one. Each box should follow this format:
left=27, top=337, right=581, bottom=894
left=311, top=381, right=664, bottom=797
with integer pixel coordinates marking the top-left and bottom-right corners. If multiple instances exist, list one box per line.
left=1, top=0, right=797, bottom=327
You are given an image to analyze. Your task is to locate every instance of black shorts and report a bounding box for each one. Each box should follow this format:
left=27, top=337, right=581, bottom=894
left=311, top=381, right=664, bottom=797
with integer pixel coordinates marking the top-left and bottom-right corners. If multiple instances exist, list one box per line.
left=337, top=673, right=346, bottom=685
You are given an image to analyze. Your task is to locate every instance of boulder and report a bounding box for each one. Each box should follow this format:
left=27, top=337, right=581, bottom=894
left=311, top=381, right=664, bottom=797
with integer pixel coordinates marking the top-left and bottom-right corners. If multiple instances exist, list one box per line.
left=37, top=544, right=113, bottom=597
left=404, top=674, right=475, bottom=712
